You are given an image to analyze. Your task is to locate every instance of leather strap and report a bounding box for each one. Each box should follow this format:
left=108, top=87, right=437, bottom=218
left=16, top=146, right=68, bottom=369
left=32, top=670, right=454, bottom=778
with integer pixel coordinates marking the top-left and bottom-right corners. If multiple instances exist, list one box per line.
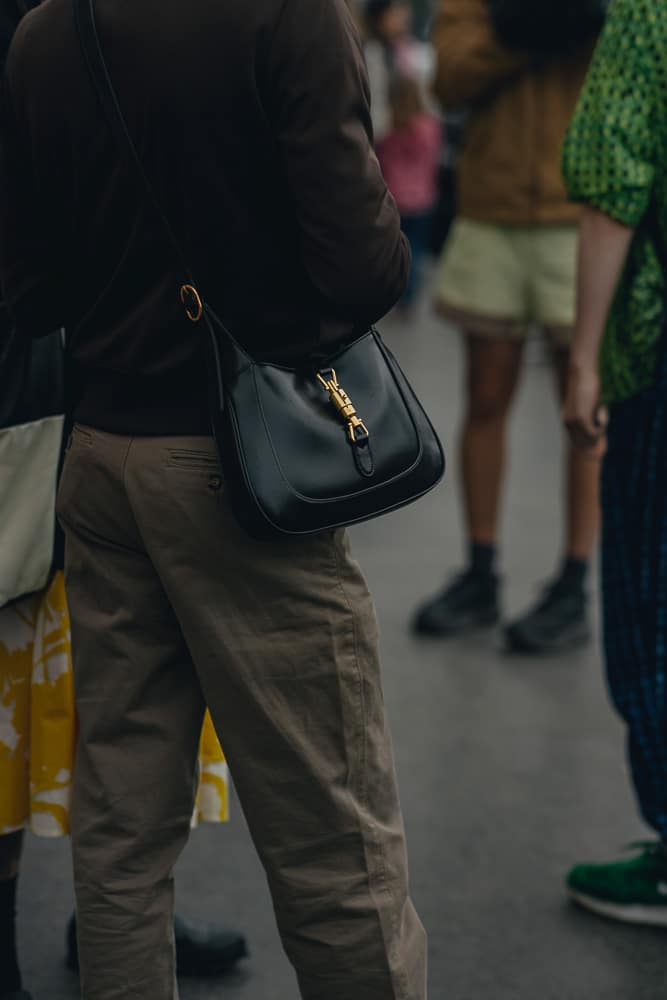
left=74, top=0, right=229, bottom=419
left=73, top=0, right=196, bottom=291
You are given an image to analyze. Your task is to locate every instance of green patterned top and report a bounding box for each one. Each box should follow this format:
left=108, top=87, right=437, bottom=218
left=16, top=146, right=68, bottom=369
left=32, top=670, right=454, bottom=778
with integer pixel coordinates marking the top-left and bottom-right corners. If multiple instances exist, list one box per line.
left=562, top=0, right=667, bottom=404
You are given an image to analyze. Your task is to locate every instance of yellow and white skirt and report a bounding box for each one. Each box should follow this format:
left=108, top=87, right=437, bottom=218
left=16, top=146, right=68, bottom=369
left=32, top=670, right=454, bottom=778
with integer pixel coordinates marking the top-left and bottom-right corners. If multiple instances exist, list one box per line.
left=0, top=572, right=228, bottom=837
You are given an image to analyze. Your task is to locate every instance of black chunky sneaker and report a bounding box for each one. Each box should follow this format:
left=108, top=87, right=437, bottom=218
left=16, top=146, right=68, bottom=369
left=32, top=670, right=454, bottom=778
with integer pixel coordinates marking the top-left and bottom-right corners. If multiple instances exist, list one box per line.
left=66, top=913, right=248, bottom=978
left=413, top=569, right=500, bottom=636
left=505, top=576, right=591, bottom=654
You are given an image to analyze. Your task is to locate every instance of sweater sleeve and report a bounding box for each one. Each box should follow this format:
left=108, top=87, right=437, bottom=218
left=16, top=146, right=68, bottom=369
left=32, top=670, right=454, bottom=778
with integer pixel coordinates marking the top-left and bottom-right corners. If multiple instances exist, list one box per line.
left=433, top=0, right=532, bottom=110
left=563, top=0, right=660, bottom=227
left=266, top=0, right=410, bottom=326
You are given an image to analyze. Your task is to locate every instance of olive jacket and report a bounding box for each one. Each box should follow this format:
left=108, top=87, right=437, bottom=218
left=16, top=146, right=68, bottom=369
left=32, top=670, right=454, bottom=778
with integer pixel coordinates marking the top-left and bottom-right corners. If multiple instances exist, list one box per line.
left=433, top=0, right=595, bottom=225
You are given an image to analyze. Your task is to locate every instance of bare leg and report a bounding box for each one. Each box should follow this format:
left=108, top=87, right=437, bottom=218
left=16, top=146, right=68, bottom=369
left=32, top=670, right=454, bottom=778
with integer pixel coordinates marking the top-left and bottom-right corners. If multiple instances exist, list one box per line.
left=461, top=332, right=526, bottom=545
left=413, top=332, right=525, bottom=635
left=504, top=339, right=600, bottom=652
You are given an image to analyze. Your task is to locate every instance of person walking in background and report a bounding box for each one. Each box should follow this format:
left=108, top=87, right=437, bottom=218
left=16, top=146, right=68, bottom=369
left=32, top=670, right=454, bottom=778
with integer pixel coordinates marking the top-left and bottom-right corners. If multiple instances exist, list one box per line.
left=378, top=74, right=442, bottom=310
left=563, top=0, right=667, bottom=925
left=413, top=0, right=604, bottom=654
left=364, top=0, right=434, bottom=142
left=0, top=2, right=425, bottom=999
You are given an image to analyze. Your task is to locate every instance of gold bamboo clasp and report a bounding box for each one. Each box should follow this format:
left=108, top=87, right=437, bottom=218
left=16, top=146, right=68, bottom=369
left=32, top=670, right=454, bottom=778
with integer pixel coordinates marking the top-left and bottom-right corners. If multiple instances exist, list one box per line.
left=180, top=284, right=204, bottom=323
left=316, top=369, right=369, bottom=445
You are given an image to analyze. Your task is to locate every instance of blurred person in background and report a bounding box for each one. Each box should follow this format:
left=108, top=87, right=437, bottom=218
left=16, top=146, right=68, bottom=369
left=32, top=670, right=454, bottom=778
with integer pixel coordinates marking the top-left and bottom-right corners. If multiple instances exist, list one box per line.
left=563, top=0, right=667, bottom=926
left=378, top=73, right=442, bottom=310
left=364, top=0, right=434, bottom=141
left=413, top=0, right=605, bottom=654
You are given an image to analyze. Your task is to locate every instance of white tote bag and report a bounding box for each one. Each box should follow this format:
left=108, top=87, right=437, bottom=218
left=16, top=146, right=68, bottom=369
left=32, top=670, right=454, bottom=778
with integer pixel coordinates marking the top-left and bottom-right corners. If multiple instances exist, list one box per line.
left=0, top=414, right=65, bottom=607
left=0, top=324, right=66, bottom=608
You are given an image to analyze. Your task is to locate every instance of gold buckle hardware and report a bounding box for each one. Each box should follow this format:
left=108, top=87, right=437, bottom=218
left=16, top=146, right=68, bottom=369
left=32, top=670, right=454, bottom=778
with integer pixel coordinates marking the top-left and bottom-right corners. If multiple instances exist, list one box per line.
left=316, top=369, right=369, bottom=445
left=180, top=284, right=204, bottom=323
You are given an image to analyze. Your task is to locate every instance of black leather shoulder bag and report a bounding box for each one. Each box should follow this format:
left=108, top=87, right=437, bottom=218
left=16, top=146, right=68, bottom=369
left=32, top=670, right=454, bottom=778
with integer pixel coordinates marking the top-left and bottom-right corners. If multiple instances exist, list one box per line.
left=74, top=0, right=445, bottom=540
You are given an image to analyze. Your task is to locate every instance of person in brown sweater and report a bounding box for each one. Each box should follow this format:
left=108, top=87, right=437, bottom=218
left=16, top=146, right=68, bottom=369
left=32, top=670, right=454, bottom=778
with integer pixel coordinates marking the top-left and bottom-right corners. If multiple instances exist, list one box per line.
left=413, top=0, right=603, bottom=653
left=0, top=1, right=424, bottom=998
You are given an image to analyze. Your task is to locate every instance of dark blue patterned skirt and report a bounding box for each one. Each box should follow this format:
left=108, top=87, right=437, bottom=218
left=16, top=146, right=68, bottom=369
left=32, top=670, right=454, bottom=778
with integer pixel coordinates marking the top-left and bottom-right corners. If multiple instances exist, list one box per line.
left=602, top=337, right=667, bottom=837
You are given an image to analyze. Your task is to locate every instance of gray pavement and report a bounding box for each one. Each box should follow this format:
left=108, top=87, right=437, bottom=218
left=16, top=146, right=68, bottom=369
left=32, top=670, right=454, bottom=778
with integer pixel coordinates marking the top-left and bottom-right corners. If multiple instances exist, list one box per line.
left=17, top=301, right=667, bottom=999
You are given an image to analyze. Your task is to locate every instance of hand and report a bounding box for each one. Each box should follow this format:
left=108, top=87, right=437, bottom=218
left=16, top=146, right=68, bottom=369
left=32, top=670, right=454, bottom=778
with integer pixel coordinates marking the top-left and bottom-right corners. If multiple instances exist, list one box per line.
left=563, top=363, right=606, bottom=451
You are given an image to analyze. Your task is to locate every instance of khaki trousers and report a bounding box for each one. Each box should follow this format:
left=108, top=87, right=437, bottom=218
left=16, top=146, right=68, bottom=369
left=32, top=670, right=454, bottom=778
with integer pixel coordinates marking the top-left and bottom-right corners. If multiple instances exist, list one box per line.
left=56, top=425, right=427, bottom=1000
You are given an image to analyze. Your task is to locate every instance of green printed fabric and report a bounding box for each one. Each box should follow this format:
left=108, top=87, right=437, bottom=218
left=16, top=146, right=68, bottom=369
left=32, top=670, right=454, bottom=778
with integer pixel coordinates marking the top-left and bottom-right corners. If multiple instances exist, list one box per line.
left=562, top=0, right=667, bottom=404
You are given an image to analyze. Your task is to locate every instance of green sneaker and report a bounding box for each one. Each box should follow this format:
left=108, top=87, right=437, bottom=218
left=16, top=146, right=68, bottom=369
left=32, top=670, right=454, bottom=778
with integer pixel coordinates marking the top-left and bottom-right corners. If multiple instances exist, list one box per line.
left=567, top=842, right=667, bottom=926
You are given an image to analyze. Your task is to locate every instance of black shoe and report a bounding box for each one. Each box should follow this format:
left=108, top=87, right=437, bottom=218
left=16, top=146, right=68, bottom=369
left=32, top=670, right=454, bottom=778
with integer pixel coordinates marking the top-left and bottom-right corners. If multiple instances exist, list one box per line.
left=0, top=992, right=33, bottom=999
left=66, top=913, right=248, bottom=978
left=174, top=914, right=248, bottom=978
left=66, top=913, right=77, bottom=972
left=505, top=577, right=591, bottom=654
left=413, top=569, right=500, bottom=636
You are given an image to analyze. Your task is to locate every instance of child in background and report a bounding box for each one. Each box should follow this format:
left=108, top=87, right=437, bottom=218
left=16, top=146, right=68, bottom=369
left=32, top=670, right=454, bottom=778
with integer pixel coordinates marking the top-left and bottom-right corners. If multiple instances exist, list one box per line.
left=364, top=0, right=435, bottom=141
left=378, top=74, right=442, bottom=309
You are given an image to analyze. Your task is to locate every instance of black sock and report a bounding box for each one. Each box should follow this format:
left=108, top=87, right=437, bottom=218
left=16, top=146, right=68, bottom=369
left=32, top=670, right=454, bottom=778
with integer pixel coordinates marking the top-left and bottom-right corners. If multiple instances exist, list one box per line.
left=0, top=877, right=22, bottom=992
left=469, top=541, right=496, bottom=577
left=558, top=556, right=589, bottom=593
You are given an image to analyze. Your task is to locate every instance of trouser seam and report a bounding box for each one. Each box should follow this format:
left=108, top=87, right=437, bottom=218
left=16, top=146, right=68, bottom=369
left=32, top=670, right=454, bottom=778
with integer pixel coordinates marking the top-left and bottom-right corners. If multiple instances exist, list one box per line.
left=120, top=434, right=134, bottom=490
left=331, top=535, right=409, bottom=1000
left=331, top=535, right=368, bottom=807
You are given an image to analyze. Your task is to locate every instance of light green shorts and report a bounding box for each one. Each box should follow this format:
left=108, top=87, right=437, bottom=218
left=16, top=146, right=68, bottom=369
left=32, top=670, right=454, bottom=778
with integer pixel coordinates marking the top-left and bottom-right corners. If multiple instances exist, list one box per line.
left=434, top=219, right=578, bottom=343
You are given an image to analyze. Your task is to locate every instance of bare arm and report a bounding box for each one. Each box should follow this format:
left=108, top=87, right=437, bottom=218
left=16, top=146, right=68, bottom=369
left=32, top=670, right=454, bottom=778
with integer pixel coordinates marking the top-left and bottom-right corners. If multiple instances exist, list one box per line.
left=564, top=207, right=635, bottom=448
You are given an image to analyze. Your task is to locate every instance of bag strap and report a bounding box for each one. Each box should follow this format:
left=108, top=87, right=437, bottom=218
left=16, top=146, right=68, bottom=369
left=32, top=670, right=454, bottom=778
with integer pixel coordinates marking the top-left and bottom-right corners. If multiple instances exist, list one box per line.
left=74, top=0, right=204, bottom=323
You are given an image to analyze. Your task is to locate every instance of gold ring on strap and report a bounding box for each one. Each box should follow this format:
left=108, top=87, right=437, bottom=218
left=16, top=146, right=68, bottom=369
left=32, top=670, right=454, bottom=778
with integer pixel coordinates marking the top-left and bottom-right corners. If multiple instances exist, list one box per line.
left=180, top=284, right=204, bottom=323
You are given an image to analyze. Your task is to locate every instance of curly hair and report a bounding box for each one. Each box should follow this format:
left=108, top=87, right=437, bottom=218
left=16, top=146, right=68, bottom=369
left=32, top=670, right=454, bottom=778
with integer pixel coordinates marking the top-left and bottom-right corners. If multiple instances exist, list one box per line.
left=487, top=0, right=608, bottom=53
